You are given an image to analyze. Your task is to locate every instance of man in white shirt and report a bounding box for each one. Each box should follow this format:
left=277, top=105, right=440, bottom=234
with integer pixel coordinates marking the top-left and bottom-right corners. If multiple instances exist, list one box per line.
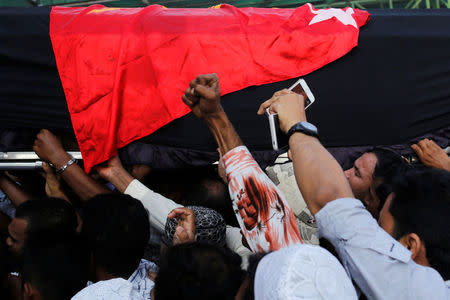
left=75, top=193, right=156, bottom=300
left=258, top=89, right=450, bottom=299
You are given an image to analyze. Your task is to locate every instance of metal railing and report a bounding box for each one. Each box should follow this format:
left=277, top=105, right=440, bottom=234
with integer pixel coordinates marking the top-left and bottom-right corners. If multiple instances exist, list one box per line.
left=0, top=152, right=82, bottom=170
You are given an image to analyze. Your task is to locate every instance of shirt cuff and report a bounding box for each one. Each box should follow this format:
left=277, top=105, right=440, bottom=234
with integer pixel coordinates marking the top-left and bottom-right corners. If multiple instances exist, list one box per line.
left=124, top=179, right=150, bottom=200
left=222, top=146, right=258, bottom=178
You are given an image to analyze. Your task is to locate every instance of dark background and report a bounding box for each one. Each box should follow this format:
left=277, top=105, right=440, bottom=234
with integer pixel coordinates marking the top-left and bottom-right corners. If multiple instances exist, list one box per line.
left=0, top=8, right=449, bottom=168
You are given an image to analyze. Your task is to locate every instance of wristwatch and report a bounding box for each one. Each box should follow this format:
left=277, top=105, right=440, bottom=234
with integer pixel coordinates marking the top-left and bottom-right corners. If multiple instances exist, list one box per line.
left=287, top=121, right=319, bottom=138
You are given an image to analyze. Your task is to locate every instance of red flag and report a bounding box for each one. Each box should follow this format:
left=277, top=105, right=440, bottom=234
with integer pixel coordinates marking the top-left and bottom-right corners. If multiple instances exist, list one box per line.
left=50, top=4, right=369, bottom=172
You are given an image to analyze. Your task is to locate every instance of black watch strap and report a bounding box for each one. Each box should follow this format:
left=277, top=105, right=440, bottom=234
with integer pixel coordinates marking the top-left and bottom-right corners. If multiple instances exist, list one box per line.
left=287, top=122, right=319, bottom=138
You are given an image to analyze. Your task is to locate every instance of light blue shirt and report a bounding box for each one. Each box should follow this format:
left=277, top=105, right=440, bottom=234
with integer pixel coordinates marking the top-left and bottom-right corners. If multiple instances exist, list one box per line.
left=316, top=198, right=450, bottom=300
left=129, top=259, right=158, bottom=300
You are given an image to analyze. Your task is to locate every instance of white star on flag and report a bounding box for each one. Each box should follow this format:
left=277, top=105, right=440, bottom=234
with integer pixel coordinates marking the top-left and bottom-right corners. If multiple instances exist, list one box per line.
left=307, top=3, right=358, bottom=29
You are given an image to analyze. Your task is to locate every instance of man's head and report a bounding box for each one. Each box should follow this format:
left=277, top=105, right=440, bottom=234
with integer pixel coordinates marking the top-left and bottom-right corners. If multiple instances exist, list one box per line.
left=80, top=193, right=150, bottom=281
left=7, top=197, right=78, bottom=259
left=183, top=177, right=238, bottom=227
left=378, top=167, right=450, bottom=280
left=254, top=245, right=358, bottom=300
left=345, top=148, right=407, bottom=217
left=21, top=238, right=88, bottom=300
left=155, top=243, right=244, bottom=300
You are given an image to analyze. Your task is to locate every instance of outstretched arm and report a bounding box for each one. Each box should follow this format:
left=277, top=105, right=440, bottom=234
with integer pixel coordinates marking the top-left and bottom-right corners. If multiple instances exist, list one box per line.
left=0, top=172, right=31, bottom=207
left=183, top=74, right=301, bottom=252
left=182, top=73, right=243, bottom=155
left=97, top=155, right=182, bottom=232
left=33, top=129, right=111, bottom=201
left=258, top=90, right=353, bottom=215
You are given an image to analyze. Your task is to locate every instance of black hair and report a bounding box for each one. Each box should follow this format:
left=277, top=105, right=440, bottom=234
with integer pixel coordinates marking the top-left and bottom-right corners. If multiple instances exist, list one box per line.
left=369, top=148, right=408, bottom=211
left=244, top=252, right=269, bottom=300
left=80, top=193, right=150, bottom=279
left=15, top=197, right=78, bottom=243
left=0, top=238, right=9, bottom=298
left=390, top=167, right=450, bottom=280
left=143, top=166, right=239, bottom=227
left=21, top=237, right=88, bottom=300
left=155, top=242, right=244, bottom=300
left=183, top=177, right=238, bottom=227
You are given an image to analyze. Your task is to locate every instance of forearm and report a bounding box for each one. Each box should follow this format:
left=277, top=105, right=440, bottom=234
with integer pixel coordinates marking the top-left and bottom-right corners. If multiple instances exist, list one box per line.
left=0, top=175, right=31, bottom=207
left=205, top=112, right=243, bottom=155
left=51, top=152, right=111, bottom=201
left=103, top=167, right=135, bottom=193
left=223, top=146, right=302, bottom=252
left=104, top=163, right=182, bottom=232
left=207, top=111, right=302, bottom=251
left=125, top=179, right=182, bottom=232
left=289, top=133, right=353, bottom=215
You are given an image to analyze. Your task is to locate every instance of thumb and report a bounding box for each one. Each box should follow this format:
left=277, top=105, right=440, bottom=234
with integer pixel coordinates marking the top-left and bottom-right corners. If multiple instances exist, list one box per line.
left=173, top=226, right=189, bottom=245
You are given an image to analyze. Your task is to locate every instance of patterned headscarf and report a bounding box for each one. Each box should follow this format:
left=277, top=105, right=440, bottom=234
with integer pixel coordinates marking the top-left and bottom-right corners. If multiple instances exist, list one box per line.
left=163, top=206, right=226, bottom=247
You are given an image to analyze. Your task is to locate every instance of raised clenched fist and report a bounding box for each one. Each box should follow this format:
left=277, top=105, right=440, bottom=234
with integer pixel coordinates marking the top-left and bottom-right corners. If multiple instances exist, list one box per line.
left=182, top=73, right=224, bottom=120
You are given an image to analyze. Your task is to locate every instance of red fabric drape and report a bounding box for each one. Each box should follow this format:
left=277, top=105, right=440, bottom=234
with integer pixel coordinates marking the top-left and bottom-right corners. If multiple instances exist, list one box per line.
left=50, top=4, right=369, bottom=172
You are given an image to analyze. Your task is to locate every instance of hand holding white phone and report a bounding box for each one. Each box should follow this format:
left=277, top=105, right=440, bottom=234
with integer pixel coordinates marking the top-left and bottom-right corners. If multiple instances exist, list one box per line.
left=266, top=78, right=315, bottom=150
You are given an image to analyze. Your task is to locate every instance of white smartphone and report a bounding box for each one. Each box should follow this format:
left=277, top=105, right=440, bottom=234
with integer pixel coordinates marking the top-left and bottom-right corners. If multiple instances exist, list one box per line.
left=288, top=78, right=315, bottom=110
left=266, top=78, right=315, bottom=150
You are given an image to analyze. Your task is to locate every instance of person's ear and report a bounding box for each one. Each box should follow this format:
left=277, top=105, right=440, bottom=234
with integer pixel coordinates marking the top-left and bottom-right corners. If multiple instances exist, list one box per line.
left=400, top=233, right=425, bottom=262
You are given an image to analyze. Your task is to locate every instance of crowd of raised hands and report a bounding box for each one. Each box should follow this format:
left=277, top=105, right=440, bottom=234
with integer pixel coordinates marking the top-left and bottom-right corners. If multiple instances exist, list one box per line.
left=0, top=73, right=448, bottom=300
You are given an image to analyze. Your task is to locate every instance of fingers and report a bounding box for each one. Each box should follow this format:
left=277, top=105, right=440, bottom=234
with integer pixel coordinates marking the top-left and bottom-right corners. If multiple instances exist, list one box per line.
left=182, top=94, right=194, bottom=108
left=273, top=89, right=291, bottom=97
left=194, top=84, right=218, bottom=100
left=189, top=74, right=219, bottom=90
left=169, top=207, right=196, bottom=245
left=413, top=138, right=440, bottom=156
left=174, top=226, right=189, bottom=239
left=38, top=162, right=55, bottom=179
left=257, top=98, right=277, bottom=115
left=35, top=129, right=57, bottom=143
left=168, top=207, right=193, bottom=220
left=42, top=162, right=54, bottom=175
left=40, top=128, right=53, bottom=136
left=417, top=138, right=430, bottom=150
left=168, top=208, right=195, bottom=228
left=256, top=89, right=291, bottom=115
left=189, top=80, right=198, bottom=93
left=417, top=138, right=439, bottom=149
left=411, top=143, right=423, bottom=157
left=183, top=82, right=204, bottom=110
left=428, top=140, right=441, bottom=151
left=43, top=162, right=60, bottom=183
left=196, top=73, right=219, bottom=86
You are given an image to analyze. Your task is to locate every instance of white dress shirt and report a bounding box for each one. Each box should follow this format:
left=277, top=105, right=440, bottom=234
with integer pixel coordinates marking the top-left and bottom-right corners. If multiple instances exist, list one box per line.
left=72, top=278, right=144, bottom=300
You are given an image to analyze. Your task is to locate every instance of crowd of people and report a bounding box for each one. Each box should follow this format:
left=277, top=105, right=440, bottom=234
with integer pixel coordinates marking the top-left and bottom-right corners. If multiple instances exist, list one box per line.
left=0, top=73, right=449, bottom=299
